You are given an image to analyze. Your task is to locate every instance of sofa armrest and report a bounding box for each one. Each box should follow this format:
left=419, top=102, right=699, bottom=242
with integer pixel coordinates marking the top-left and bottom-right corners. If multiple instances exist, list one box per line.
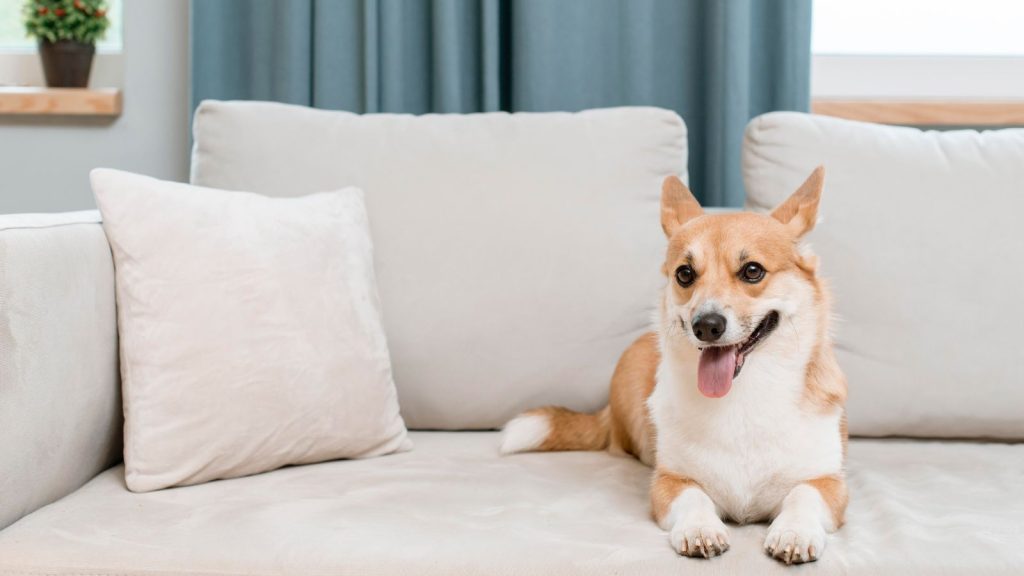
left=0, top=211, right=121, bottom=530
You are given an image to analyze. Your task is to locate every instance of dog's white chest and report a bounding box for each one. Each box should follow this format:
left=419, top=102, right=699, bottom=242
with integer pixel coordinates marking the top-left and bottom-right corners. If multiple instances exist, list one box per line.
left=650, top=356, right=843, bottom=523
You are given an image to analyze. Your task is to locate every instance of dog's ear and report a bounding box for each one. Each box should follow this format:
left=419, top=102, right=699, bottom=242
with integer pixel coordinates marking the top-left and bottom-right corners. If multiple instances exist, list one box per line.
left=771, top=166, right=824, bottom=237
left=661, top=175, right=703, bottom=237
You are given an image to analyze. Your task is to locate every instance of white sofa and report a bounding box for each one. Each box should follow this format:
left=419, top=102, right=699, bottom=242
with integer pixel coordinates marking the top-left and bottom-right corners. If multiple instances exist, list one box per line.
left=0, top=104, right=1021, bottom=575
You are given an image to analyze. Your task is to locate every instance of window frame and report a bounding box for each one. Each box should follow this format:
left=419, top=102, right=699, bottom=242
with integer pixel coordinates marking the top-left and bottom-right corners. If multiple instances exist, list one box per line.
left=0, top=50, right=122, bottom=87
left=812, top=54, right=1024, bottom=100
left=810, top=55, right=1024, bottom=125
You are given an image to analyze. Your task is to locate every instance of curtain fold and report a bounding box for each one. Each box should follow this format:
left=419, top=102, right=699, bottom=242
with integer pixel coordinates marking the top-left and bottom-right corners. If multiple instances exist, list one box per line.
left=191, top=0, right=811, bottom=206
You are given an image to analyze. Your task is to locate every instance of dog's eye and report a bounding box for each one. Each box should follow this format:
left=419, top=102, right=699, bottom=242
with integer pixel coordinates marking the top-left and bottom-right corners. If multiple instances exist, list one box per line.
left=675, top=265, right=696, bottom=287
left=740, top=262, right=766, bottom=283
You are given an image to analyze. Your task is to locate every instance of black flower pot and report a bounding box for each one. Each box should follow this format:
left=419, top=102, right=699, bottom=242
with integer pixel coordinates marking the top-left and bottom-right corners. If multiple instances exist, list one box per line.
left=38, top=40, right=95, bottom=88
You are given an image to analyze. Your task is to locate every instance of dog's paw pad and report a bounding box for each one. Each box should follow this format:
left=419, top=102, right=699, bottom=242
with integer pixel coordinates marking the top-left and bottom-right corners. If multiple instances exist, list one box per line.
left=763, top=520, right=826, bottom=565
left=670, top=518, right=730, bottom=559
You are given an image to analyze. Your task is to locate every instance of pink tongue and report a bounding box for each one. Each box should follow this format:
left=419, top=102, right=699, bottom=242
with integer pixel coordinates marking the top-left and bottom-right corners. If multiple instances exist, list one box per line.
left=697, top=346, right=737, bottom=398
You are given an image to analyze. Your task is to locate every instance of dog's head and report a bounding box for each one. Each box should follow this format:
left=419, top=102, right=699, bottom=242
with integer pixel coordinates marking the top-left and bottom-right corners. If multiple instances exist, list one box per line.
left=659, top=167, right=825, bottom=399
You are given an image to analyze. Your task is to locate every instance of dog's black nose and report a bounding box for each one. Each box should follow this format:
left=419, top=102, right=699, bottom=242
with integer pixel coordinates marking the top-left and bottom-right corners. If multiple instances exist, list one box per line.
left=692, top=313, right=727, bottom=342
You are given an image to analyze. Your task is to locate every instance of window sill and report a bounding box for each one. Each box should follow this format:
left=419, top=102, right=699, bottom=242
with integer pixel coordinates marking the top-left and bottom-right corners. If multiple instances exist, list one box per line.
left=0, top=87, right=121, bottom=116
left=811, top=98, right=1024, bottom=126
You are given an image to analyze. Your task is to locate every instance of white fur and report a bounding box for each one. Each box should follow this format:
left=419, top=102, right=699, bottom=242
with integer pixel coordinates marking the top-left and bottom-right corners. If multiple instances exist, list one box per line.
left=499, top=414, right=550, bottom=454
left=650, top=272, right=844, bottom=524
left=664, top=487, right=731, bottom=558
left=764, top=484, right=832, bottom=563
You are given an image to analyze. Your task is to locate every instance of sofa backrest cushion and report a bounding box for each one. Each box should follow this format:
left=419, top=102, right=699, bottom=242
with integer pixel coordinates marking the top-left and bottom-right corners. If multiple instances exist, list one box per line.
left=0, top=211, right=122, bottom=530
left=192, top=102, right=687, bottom=430
left=743, top=112, right=1024, bottom=439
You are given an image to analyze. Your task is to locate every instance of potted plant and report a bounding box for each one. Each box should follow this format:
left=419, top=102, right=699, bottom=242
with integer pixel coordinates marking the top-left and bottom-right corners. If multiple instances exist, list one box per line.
left=23, top=0, right=110, bottom=88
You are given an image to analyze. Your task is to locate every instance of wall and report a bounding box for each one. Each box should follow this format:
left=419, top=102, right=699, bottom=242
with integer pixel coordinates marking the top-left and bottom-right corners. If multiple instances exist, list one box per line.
left=0, top=0, right=189, bottom=214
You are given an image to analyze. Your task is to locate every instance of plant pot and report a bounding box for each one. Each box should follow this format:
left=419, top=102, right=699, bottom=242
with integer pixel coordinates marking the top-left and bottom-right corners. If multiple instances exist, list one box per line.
left=38, top=40, right=95, bottom=88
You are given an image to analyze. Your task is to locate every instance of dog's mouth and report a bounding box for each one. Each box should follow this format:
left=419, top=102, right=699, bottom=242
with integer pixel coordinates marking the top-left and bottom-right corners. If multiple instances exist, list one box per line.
left=695, top=311, right=779, bottom=399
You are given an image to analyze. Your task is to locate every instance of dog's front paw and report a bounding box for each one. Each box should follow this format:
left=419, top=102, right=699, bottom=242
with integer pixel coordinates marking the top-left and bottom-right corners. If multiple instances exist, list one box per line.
left=670, top=514, right=730, bottom=559
left=764, top=517, right=826, bottom=565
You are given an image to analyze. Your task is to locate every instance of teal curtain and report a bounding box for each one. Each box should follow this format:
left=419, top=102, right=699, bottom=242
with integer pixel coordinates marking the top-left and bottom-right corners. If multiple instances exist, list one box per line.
left=191, top=0, right=811, bottom=206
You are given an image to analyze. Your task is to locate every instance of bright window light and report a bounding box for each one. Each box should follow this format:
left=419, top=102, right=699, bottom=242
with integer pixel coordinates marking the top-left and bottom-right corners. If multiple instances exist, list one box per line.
left=0, top=0, right=122, bottom=52
left=813, top=0, right=1024, bottom=56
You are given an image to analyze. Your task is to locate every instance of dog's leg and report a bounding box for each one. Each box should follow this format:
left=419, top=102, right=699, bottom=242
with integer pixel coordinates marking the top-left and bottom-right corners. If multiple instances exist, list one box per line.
left=764, top=475, right=848, bottom=565
left=651, top=469, right=729, bottom=558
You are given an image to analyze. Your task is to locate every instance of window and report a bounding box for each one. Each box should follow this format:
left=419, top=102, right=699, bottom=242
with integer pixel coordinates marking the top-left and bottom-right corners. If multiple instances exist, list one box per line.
left=811, top=0, right=1024, bottom=102
left=0, top=0, right=122, bottom=87
left=814, top=0, right=1024, bottom=57
left=0, top=0, right=122, bottom=52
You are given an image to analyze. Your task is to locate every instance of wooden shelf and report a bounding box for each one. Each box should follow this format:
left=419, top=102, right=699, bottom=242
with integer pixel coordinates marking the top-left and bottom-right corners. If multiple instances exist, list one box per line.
left=812, top=99, right=1024, bottom=126
left=0, top=87, right=122, bottom=116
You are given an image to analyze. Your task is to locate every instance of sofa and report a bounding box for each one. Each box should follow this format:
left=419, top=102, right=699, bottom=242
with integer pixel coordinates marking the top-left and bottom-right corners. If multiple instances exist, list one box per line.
left=1, top=103, right=1021, bottom=575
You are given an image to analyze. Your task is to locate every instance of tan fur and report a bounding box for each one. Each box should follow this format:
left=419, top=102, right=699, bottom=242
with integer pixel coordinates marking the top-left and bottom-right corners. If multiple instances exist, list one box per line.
left=799, top=264, right=848, bottom=413
left=522, top=406, right=611, bottom=451
left=804, top=344, right=848, bottom=411
left=608, top=333, right=659, bottom=465
left=806, top=475, right=849, bottom=528
left=660, top=175, right=703, bottom=237
left=771, top=166, right=824, bottom=237
left=651, top=469, right=699, bottom=525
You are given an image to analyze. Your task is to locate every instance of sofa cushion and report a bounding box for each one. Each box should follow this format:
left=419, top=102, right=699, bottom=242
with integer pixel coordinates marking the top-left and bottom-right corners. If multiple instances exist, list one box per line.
left=191, top=102, right=687, bottom=430
left=743, top=112, right=1024, bottom=439
left=1, top=432, right=1021, bottom=576
left=0, top=211, right=121, bottom=531
left=92, top=169, right=411, bottom=492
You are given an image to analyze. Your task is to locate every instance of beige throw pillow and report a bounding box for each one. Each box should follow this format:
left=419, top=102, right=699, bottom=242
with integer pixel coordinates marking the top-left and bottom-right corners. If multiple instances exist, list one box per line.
left=91, top=169, right=410, bottom=492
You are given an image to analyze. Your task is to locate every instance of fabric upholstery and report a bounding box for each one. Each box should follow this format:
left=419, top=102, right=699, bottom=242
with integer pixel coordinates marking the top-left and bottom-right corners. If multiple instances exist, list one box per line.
left=743, top=112, right=1024, bottom=439
left=190, top=0, right=812, bottom=206
left=1, top=432, right=1021, bottom=576
left=191, top=101, right=687, bottom=430
left=0, top=211, right=121, bottom=530
left=92, top=169, right=410, bottom=492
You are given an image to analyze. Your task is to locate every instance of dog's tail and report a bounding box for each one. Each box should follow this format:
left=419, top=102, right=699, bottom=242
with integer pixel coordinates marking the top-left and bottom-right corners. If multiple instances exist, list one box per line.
left=500, top=405, right=611, bottom=455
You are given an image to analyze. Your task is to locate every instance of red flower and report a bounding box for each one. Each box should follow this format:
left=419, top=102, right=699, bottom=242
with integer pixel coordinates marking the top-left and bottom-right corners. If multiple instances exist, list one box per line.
left=54, top=8, right=66, bottom=16
left=37, top=6, right=48, bottom=14
left=95, top=9, right=105, bottom=17
left=74, top=0, right=85, bottom=9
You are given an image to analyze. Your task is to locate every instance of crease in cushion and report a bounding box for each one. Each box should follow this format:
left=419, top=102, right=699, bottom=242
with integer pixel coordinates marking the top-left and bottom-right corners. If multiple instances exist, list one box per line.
left=191, top=102, right=688, bottom=430
left=742, top=112, right=1024, bottom=439
left=91, top=169, right=410, bottom=492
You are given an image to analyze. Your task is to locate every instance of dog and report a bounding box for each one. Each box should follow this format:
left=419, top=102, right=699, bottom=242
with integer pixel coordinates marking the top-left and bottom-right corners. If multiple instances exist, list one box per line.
left=500, top=167, right=847, bottom=565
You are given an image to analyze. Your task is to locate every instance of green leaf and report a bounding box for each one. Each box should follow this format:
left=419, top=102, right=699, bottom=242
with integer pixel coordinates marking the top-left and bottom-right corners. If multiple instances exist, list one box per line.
left=21, top=0, right=111, bottom=43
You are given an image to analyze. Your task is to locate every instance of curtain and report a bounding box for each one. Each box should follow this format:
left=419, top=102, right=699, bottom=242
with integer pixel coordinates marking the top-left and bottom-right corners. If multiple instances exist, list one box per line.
left=191, top=0, right=811, bottom=206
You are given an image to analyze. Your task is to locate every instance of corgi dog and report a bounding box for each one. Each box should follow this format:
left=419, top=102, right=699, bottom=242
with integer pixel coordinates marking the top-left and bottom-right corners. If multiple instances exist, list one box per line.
left=501, top=167, right=847, bottom=565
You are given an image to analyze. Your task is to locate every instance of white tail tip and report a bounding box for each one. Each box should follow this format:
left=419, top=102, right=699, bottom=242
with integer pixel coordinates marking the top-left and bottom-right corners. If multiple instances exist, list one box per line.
left=499, top=414, right=550, bottom=455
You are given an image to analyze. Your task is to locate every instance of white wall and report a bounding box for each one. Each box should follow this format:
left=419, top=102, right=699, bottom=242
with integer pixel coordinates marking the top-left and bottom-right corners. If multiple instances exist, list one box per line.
left=0, top=0, right=189, bottom=214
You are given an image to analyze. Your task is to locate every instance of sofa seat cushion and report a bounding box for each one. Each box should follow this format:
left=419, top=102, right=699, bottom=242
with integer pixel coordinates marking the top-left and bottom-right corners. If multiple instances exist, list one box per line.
left=0, top=433, right=1021, bottom=576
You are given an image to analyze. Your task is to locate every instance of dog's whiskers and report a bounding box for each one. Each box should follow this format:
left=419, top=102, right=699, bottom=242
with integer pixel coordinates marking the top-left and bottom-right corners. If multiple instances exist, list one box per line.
left=786, top=315, right=801, bottom=353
